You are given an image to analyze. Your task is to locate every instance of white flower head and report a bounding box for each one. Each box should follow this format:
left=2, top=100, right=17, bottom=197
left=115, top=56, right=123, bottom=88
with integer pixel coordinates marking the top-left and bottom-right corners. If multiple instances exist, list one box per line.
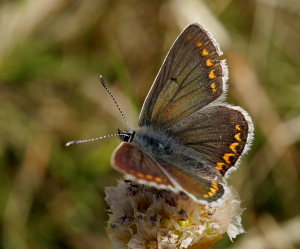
left=106, top=180, right=244, bottom=249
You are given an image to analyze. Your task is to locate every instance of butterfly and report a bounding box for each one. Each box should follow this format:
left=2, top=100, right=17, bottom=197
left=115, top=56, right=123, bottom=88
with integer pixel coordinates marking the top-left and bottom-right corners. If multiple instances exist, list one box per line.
left=115, top=23, right=254, bottom=204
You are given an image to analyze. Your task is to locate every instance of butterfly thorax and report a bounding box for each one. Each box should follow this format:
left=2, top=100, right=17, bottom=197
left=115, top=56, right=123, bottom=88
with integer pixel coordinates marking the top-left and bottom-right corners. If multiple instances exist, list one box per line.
left=132, top=126, right=197, bottom=163
left=132, top=127, right=174, bottom=156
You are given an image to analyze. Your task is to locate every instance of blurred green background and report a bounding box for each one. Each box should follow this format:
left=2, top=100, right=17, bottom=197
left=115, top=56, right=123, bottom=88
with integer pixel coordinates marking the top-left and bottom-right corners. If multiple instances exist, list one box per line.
left=1, top=0, right=300, bottom=248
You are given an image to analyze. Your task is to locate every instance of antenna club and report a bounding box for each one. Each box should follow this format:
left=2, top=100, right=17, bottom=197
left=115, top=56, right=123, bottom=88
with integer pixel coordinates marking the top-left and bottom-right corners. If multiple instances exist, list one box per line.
left=65, top=141, right=76, bottom=147
left=99, top=75, right=105, bottom=86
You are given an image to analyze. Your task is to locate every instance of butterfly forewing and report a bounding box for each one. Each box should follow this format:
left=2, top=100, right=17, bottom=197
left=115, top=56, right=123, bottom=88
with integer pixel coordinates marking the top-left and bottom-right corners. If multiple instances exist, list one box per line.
left=139, top=23, right=227, bottom=128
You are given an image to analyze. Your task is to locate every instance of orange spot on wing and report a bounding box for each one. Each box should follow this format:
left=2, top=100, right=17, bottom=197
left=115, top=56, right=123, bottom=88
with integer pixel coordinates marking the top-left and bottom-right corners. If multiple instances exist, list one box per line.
left=137, top=172, right=145, bottom=178
left=155, top=177, right=163, bottom=183
left=211, top=182, right=218, bottom=190
left=146, top=174, right=154, bottom=180
left=234, top=133, right=242, bottom=142
left=235, top=124, right=241, bottom=131
left=204, top=182, right=220, bottom=198
left=210, top=82, right=217, bottom=93
left=209, top=69, right=217, bottom=79
left=196, top=42, right=203, bottom=47
left=215, top=162, right=225, bottom=171
left=223, top=153, right=235, bottom=164
left=210, top=188, right=216, bottom=194
left=206, top=59, right=214, bottom=67
left=230, top=143, right=239, bottom=153
left=202, top=48, right=209, bottom=56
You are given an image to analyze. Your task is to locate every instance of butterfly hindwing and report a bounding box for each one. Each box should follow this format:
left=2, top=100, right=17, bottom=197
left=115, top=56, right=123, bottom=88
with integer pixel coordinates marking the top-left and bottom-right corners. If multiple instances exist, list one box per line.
left=167, top=105, right=253, bottom=176
left=156, top=158, right=225, bottom=202
left=113, top=142, right=226, bottom=203
left=139, top=23, right=227, bottom=128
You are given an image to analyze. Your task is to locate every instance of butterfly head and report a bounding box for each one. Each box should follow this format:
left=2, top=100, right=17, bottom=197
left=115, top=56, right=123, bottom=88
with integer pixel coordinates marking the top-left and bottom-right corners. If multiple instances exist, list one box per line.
left=117, top=128, right=135, bottom=143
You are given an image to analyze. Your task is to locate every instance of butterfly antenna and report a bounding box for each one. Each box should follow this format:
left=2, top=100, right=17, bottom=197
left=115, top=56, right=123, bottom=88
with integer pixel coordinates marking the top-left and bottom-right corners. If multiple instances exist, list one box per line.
left=65, top=133, right=127, bottom=147
left=99, top=75, right=130, bottom=127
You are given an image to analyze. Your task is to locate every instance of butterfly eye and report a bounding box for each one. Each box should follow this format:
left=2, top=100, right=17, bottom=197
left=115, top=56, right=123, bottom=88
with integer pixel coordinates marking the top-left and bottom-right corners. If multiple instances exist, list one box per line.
left=117, top=129, right=135, bottom=142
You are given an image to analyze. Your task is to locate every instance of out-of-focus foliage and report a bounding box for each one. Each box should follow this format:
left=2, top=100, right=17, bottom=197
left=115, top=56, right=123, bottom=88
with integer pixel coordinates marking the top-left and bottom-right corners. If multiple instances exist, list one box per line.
left=0, top=0, right=299, bottom=249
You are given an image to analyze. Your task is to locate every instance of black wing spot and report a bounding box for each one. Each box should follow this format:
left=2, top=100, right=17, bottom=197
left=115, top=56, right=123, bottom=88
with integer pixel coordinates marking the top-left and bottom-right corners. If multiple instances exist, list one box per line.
left=170, top=77, right=177, bottom=82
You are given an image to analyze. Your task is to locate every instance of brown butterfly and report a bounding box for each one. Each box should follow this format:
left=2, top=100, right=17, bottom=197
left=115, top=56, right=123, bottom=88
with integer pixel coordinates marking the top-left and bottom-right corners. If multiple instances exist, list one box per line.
left=67, top=23, right=254, bottom=204
left=112, top=23, right=253, bottom=204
